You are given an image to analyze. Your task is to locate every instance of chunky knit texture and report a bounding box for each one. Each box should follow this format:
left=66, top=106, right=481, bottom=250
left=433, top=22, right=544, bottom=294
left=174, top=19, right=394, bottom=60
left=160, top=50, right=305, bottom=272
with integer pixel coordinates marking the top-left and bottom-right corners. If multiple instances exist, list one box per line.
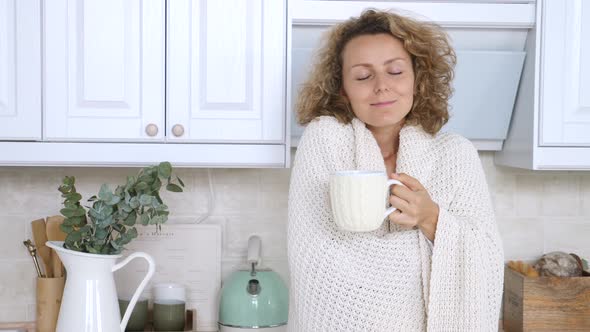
left=287, top=116, right=504, bottom=331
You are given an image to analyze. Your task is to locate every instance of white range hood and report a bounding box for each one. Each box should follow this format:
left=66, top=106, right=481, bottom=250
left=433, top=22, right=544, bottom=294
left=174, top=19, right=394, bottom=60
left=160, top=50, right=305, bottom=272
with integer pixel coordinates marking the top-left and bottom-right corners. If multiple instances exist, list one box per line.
left=288, top=1, right=536, bottom=151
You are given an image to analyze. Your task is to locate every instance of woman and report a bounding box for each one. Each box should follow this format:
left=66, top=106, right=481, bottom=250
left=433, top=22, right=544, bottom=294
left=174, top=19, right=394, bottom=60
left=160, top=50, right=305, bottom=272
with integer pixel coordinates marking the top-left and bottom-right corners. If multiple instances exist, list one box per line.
left=287, top=9, right=504, bottom=331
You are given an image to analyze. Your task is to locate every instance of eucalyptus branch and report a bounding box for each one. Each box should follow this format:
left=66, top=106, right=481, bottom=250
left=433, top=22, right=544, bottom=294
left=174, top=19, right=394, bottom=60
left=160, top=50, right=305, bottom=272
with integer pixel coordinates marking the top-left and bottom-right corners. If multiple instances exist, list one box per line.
left=57, top=162, right=184, bottom=255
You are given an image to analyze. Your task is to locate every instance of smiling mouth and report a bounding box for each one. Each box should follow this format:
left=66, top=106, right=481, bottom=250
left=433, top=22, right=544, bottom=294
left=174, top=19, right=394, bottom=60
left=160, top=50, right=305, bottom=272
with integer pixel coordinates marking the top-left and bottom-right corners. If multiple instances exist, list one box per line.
left=370, top=100, right=396, bottom=107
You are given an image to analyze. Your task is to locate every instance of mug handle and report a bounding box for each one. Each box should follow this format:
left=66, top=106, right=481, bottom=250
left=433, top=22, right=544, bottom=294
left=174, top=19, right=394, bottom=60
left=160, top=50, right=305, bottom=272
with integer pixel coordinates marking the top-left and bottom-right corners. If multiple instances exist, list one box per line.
left=384, top=179, right=404, bottom=218
left=112, top=252, right=156, bottom=332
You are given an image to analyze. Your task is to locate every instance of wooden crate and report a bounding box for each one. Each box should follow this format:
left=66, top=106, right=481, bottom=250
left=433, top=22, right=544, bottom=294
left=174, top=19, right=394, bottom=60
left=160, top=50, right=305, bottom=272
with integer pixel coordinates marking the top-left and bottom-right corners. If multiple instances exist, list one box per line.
left=503, top=266, right=590, bottom=331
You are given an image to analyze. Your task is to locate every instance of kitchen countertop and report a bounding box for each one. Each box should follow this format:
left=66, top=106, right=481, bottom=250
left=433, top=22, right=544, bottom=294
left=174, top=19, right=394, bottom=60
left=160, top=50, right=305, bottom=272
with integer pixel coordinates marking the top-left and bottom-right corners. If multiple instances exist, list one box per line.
left=0, top=322, right=35, bottom=332
left=0, top=320, right=504, bottom=331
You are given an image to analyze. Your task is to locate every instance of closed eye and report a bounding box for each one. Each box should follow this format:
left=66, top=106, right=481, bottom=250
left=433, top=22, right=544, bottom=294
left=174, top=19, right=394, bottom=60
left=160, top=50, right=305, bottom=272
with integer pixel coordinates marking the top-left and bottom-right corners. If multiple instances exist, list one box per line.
left=356, top=75, right=371, bottom=81
left=389, top=71, right=402, bottom=75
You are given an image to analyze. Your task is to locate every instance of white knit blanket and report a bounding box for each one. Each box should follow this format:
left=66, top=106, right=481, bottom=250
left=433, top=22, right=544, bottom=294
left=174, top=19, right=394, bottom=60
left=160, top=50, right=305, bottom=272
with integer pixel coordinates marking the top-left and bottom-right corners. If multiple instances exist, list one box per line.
left=287, top=116, right=504, bottom=331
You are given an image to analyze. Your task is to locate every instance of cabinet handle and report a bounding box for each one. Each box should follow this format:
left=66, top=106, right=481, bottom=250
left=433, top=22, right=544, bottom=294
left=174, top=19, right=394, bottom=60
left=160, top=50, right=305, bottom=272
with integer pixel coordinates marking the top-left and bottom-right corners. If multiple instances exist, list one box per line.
left=172, top=124, right=185, bottom=137
left=145, top=124, right=159, bottom=137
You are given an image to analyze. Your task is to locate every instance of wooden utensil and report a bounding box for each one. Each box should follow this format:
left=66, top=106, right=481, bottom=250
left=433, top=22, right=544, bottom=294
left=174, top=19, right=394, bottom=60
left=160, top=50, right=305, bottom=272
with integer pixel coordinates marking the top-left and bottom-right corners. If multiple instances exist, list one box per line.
left=51, top=250, right=63, bottom=277
left=46, top=215, right=67, bottom=277
left=46, top=215, right=67, bottom=241
left=31, top=218, right=51, bottom=277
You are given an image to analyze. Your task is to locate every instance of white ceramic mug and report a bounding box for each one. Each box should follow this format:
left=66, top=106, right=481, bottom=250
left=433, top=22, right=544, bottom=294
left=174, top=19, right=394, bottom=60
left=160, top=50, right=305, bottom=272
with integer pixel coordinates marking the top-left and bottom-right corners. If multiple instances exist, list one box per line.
left=330, top=170, right=403, bottom=232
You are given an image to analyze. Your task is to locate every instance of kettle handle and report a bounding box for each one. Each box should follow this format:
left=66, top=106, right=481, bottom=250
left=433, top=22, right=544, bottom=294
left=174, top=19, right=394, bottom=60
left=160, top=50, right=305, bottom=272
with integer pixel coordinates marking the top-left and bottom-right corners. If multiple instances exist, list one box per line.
left=112, top=252, right=155, bottom=332
left=247, top=235, right=262, bottom=266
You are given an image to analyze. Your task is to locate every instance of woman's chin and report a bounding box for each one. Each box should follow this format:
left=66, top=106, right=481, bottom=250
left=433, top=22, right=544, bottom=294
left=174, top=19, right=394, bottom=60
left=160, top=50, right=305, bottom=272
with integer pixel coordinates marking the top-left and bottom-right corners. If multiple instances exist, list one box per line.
left=364, top=116, right=405, bottom=130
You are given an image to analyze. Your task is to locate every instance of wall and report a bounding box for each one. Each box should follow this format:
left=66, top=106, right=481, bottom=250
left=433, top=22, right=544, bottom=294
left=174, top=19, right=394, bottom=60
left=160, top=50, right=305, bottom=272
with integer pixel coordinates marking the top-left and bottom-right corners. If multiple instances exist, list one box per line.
left=1, top=151, right=589, bottom=321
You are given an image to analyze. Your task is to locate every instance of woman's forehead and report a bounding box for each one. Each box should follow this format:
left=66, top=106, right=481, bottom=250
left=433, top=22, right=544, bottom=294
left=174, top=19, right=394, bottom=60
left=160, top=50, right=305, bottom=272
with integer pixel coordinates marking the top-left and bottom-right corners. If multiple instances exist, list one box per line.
left=342, top=34, right=410, bottom=67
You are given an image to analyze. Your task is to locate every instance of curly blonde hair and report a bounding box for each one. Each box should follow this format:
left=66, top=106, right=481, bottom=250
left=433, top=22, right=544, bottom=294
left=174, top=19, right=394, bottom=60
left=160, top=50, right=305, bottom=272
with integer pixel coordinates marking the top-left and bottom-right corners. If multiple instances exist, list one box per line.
left=296, top=9, right=456, bottom=135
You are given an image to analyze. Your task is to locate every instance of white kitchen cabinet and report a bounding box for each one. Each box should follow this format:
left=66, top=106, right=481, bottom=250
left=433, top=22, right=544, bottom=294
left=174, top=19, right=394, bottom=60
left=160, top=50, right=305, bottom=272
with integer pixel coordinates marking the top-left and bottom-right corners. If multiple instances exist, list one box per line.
left=167, top=0, right=286, bottom=143
left=44, top=0, right=166, bottom=141
left=0, top=0, right=288, bottom=167
left=43, top=0, right=285, bottom=144
left=538, top=0, right=590, bottom=146
left=496, top=0, right=590, bottom=170
left=0, top=0, right=41, bottom=140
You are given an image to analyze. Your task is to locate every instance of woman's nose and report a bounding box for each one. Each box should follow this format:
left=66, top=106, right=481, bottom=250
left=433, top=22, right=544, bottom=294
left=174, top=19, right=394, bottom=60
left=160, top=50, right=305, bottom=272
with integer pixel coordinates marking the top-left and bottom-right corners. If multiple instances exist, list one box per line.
left=373, top=73, right=390, bottom=93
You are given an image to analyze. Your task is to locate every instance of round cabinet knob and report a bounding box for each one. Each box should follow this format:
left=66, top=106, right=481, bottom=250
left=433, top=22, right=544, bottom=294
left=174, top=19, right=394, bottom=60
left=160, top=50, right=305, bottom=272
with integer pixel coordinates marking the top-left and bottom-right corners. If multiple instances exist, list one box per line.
left=145, top=123, right=159, bottom=137
left=172, top=124, right=185, bottom=137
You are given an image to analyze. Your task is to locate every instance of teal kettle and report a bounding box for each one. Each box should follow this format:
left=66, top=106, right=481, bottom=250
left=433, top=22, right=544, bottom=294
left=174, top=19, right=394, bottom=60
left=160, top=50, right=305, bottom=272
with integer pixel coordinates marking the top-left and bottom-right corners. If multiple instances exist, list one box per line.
left=218, top=235, right=288, bottom=331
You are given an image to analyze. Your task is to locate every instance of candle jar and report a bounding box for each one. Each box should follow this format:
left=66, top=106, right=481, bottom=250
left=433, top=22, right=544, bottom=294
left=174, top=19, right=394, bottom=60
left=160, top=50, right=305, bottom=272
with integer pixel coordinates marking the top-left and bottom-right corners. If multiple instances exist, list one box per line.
left=152, top=283, right=186, bottom=331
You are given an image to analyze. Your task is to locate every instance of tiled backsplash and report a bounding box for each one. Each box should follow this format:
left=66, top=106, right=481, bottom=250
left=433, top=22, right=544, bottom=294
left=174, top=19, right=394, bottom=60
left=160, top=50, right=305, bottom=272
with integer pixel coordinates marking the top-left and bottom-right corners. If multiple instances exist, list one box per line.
left=1, top=151, right=589, bottom=321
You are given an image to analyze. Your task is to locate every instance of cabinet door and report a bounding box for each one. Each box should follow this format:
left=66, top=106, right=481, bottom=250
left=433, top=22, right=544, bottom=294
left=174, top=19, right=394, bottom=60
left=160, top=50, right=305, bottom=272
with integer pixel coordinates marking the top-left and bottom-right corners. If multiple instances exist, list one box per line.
left=539, top=0, right=590, bottom=146
left=44, top=0, right=165, bottom=141
left=0, top=0, right=41, bottom=140
left=167, top=0, right=286, bottom=142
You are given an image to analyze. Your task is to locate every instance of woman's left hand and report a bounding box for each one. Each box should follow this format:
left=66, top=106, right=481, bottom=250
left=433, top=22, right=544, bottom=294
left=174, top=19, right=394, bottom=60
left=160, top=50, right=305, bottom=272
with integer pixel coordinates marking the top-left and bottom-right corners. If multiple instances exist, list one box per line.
left=388, top=173, right=439, bottom=242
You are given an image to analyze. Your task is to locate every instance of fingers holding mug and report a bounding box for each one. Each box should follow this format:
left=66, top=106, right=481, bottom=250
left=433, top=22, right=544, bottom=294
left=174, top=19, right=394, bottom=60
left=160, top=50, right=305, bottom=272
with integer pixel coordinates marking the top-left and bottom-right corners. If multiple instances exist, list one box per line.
left=387, top=209, right=415, bottom=229
left=389, top=194, right=409, bottom=212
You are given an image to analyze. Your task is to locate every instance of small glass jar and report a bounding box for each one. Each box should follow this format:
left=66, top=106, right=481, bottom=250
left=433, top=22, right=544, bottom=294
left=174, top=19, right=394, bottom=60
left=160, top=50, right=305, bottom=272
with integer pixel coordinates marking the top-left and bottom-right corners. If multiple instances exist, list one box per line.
left=152, top=283, right=186, bottom=331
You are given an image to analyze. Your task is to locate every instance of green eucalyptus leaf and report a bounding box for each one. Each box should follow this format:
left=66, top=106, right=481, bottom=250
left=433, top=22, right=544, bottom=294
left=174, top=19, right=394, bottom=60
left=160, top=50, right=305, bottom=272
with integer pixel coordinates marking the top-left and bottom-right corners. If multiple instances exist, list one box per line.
left=140, top=214, right=150, bottom=226
left=67, top=230, right=82, bottom=242
left=156, top=210, right=170, bottom=217
left=135, top=182, right=148, bottom=191
left=139, top=195, right=153, bottom=206
left=111, top=238, right=121, bottom=248
left=98, top=184, right=113, bottom=201
left=80, top=224, right=93, bottom=234
left=63, top=201, right=77, bottom=208
left=60, top=207, right=76, bottom=218
left=129, top=197, right=140, bottom=209
left=125, top=177, right=135, bottom=191
left=100, top=245, right=111, bottom=255
left=97, top=215, right=115, bottom=227
left=103, top=205, right=114, bottom=216
left=127, top=227, right=138, bottom=239
left=66, top=192, right=82, bottom=202
left=95, top=228, right=108, bottom=240
left=63, top=176, right=75, bottom=186
left=151, top=215, right=167, bottom=225
left=155, top=193, right=163, bottom=204
left=88, top=207, right=100, bottom=219
left=106, top=195, right=121, bottom=206
left=176, top=176, right=185, bottom=187
left=75, top=207, right=86, bottom=217
left=123, top=211, right=137, bottom=226
left=151, top=178, right=162, bottom=191
left=166, top=183, right=183, bottom=193
left=158, top=162, right=172, bottom=178
left=60, top=224, right=73, bottom=234
left=119, top=202, right=132, bottom=213
left=62, top=217, right=78, bottom=227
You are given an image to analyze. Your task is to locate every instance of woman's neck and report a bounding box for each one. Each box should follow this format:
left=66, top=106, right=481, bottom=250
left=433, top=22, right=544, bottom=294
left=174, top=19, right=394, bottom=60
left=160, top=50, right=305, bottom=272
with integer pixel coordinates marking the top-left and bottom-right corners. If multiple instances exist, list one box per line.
left=367, top=121, right=404, bottom=159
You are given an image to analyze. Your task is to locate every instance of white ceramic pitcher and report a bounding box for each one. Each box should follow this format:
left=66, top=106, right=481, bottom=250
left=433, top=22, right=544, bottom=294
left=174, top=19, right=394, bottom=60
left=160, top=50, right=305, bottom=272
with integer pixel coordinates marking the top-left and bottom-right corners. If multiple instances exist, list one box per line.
left=47, top=241, right=155, bottom=332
